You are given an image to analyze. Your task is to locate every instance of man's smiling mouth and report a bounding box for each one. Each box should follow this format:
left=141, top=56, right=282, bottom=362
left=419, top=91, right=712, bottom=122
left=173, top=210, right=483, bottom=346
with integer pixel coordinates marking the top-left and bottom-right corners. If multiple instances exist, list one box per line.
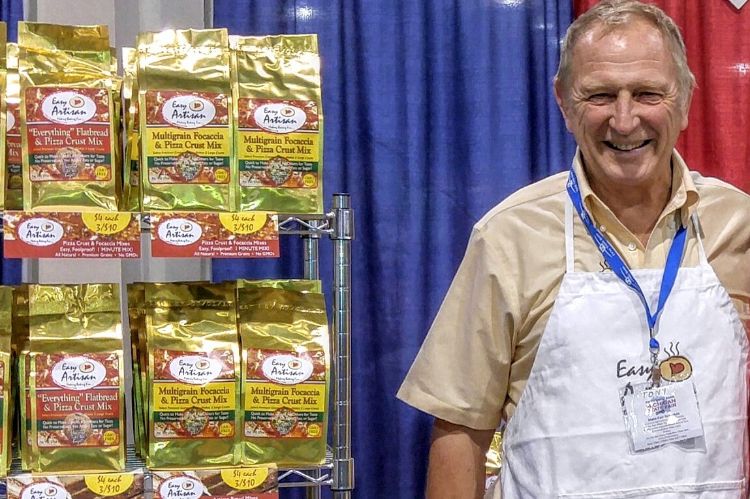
left=604, top=140, right=652, bottom=151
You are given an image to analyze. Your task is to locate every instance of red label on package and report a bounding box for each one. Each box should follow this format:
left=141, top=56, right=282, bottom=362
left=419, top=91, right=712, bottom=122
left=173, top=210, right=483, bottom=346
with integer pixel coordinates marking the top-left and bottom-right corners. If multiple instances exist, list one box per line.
left=149, top=212, right=279, bottom=258
left=244, top=348, right=326, bottom=440
left=237, top=98, right=320, bottom=189
left=34, top=353, right=121, bottom=449
left=151, top=349, right=237, bottom=440
left=143, top=90, right=231, bottom=185
left=3, top=211, right=141, bottom=258
left=24, top=87, right=112, bottom=182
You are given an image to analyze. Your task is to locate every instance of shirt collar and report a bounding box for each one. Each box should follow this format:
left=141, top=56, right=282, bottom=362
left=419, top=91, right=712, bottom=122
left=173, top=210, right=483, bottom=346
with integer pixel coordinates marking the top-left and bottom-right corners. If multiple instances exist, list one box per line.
left=571, top=148, right=699, bottom=229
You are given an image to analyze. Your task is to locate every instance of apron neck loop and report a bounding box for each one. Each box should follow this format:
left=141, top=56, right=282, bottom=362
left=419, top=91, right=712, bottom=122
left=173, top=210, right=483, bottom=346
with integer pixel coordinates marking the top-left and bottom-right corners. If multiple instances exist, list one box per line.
left=564, top=177, right=703, bottom=273
left=566, top=169, right=688, bottom=335
left=565, top=199, right=575, bottom=273
left=690, top=214, right=708, bottom=266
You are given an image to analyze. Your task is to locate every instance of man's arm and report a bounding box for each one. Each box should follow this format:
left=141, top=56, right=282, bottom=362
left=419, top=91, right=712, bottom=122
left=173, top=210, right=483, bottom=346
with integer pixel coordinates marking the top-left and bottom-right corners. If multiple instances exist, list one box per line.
left=426, top=418, right=495, bottom=499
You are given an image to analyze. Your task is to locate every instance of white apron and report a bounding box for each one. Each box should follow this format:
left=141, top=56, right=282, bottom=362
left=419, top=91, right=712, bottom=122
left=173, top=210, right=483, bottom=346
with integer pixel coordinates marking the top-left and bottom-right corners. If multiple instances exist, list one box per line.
left=495, top=201, right=749, bottom=498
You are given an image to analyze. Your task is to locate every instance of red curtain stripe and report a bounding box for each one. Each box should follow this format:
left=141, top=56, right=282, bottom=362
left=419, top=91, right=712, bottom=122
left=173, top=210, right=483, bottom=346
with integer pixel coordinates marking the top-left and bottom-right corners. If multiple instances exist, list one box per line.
left=574, top=0, right=750, bottom=193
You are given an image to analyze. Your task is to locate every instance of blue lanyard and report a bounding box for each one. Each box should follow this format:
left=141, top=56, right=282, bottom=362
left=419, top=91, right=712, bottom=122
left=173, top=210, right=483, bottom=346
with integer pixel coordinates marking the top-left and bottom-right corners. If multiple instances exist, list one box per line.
left=566, top=169, right=687, bottom=354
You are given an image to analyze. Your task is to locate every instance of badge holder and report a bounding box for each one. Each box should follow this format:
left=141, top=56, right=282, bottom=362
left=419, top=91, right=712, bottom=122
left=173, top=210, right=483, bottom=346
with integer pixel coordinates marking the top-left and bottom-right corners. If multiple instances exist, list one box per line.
left=620, top=379, right=705, bottom=454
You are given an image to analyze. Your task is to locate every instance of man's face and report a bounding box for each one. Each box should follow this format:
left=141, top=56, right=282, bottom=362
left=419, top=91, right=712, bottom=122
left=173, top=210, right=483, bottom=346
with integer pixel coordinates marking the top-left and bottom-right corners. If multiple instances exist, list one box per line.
left=555, top=19, right=690, bottom=189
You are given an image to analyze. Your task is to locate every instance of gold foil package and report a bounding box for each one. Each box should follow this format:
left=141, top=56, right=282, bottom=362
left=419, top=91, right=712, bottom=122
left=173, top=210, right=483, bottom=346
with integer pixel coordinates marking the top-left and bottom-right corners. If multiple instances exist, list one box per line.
left=485, top=429, right=503, bottom=476
left=238, top=287, right=329, bottom=466
left=121, top=47, right=140, bottom=212
left=235, top=278, right=322, bottom=293
left=18, top=22, right=120, bottom=212
left=26, top=283, right=125, bottom=473
left=6, top=26, right=326, bottom=213
left=232, top=34, right=323, bottom=213
left=138, top=29, right=234, bottom=212
left=126, top=282, right=147, bottom=458
left=12, top=285, right=32, bottom=471
left=4, top=278, right=333, bottom=473
left=5, top=42, right=22, bottom=210
left=145, top=282, right=241, bottom=469
left=0, top=286, right=12, bottom=477
left=110, top=48, right=123, bottom=210
left=484, top=429, right=504, bottom=492
left=0, top=15, right=334, bottom=486
left=0, top=24, right=8, bottom=211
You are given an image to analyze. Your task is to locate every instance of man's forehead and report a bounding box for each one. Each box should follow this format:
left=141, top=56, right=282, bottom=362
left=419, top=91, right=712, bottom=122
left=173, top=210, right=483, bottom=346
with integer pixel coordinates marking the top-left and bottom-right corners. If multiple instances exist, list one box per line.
left=567, top=19, right=676, bottom=81
left=574, top=18, right=665, bottom=55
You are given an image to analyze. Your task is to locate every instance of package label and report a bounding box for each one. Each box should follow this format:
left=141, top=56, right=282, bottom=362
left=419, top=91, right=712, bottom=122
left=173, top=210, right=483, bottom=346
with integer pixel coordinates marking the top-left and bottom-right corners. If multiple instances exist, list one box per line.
left=3, top=212, right=141, bottom=259
left=244, top=348, right=326, bottom=439
left=237, top=99, right=319, bottom=189
left=152, top=349, right=237, bottom=439
left=143, top=90, right=230, bottom=184
left=24, top=87, right=112, bottom=182
left=149, top=212, right=279, bottom=258
left=34, top=353, right=121, bottom=448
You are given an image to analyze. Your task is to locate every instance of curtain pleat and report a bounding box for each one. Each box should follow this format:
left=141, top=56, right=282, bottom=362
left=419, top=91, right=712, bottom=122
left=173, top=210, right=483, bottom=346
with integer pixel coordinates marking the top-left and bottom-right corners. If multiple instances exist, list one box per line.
left=1, top=0, right=22, bottom=42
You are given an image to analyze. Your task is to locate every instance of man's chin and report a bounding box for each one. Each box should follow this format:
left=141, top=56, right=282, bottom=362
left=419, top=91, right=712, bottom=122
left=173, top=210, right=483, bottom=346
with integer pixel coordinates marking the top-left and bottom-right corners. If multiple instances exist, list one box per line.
left=600, top=166, right=661, bottom=188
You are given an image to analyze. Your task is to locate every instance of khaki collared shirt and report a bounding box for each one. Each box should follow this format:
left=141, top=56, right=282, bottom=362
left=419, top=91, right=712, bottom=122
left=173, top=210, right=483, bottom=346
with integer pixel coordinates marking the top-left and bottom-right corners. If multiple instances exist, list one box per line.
left=397, top=150, right=750, bottom=430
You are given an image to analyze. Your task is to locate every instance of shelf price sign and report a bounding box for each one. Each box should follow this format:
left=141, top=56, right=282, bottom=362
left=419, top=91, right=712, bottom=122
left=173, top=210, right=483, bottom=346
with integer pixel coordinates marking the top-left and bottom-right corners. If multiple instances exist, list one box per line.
left=149, top=211, right=280, bottom=258
left=2, top=211, right=141, bottom=259
left=152, top=466, right=279, bottom=498
left=6, top=470, right=145, bottom=499
left=220, top=467, right=271, bottom=491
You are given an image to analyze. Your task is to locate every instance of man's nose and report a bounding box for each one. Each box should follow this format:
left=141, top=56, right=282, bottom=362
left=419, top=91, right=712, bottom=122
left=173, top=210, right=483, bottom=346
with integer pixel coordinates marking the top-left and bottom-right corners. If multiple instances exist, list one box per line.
left=609, top=94, right=640, bottom=135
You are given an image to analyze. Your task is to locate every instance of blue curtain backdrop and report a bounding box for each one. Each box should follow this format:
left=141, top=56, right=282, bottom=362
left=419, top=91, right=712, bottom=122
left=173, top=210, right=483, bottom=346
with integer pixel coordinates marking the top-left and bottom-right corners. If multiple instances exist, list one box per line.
left=0, top=0, right=21, bottom=42
left=1, top=0, right=23, bottom=284
left=214, top=0, right=575, bottom=496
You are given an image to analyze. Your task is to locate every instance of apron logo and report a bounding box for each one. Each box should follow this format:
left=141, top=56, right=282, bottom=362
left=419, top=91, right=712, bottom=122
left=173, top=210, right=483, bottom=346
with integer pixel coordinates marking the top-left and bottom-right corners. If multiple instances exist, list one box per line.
left=616, top=342, right=693, bottom=385
left=658, top=342, right=693, bottom=382
left=616, top=359, right=650, bottom=379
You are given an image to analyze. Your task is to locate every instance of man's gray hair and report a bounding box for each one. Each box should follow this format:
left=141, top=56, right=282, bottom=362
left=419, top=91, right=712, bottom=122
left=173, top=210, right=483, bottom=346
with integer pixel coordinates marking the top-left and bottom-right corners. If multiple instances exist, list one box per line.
left=555, top=0, right=696, bottom=104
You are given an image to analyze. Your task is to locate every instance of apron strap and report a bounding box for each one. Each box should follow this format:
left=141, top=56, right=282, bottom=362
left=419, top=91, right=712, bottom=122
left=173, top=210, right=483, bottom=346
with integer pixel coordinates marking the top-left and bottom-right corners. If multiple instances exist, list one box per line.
left=565, top=198, right=575, bottom=273
left=690, top=213, right=708, bottom=266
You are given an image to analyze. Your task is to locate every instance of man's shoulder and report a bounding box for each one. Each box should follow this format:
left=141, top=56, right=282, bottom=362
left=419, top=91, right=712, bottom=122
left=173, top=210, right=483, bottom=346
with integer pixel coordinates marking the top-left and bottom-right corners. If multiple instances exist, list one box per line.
left=475, top=171, right=568, bottom=232
left=691, top=171, right=750, bottom=203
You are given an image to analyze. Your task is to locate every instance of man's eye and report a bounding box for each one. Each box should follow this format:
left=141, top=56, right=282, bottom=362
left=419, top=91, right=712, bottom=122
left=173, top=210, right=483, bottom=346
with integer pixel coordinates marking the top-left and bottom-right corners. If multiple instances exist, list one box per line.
left=587, top=93, right=614, bottom=104
left=637, top=92, right=663, bottom=103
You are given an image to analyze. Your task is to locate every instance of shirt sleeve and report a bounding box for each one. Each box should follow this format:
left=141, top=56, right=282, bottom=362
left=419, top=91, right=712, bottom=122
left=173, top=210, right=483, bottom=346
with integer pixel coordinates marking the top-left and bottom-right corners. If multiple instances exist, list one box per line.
left=397, top=223, right=518, bottom=430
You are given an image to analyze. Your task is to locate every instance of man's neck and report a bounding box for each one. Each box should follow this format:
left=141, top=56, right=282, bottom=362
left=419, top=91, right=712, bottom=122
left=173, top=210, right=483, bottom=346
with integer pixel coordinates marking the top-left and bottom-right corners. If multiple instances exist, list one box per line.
left=588, top=169, right=673, bottom=247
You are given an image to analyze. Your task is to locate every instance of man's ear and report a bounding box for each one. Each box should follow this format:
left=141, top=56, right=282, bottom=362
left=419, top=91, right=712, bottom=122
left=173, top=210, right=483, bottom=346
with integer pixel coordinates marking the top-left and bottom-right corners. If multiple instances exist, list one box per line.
left=680, top=88, right=693, bottom=131
left=553, top=78, right=573, bottom=133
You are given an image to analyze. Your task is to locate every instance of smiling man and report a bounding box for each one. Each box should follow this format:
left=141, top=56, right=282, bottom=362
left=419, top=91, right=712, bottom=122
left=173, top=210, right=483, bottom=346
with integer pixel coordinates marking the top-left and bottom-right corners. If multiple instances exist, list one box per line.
left=398, top=1, right=750, bottom=498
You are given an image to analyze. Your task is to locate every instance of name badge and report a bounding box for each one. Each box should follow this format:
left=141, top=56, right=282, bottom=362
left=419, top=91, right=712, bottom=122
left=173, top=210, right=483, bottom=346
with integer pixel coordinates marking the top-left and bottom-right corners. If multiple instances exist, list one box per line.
left=620, top=380, right=704, bottom=452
